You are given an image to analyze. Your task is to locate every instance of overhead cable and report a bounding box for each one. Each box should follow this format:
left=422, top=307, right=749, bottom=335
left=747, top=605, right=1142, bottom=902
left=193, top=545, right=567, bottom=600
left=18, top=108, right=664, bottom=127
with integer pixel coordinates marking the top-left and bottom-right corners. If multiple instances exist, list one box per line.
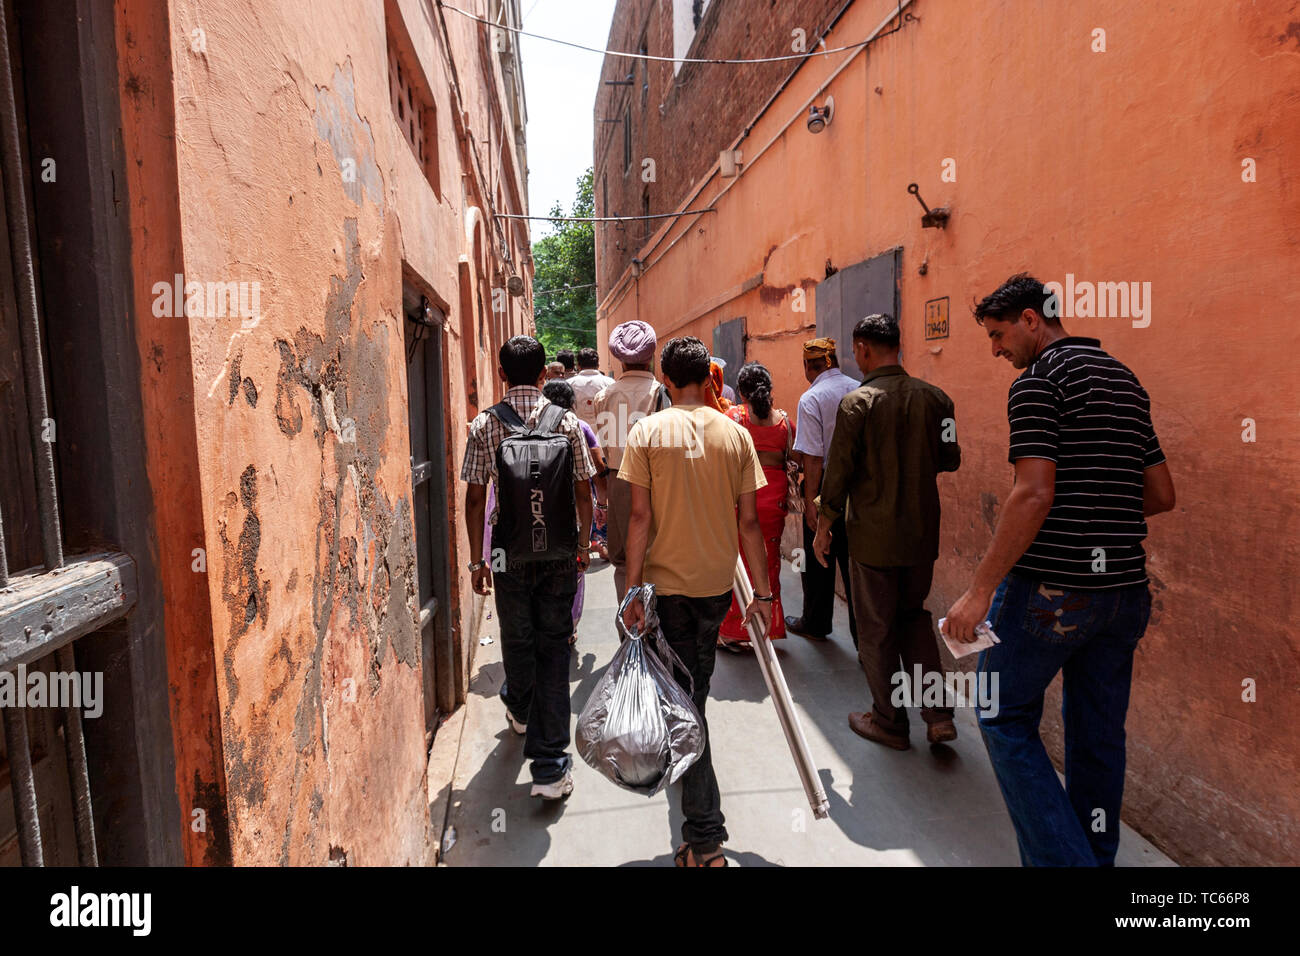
left=496, top=208, right=715, bottom=223
left=438, top=1, right=882, bottom=64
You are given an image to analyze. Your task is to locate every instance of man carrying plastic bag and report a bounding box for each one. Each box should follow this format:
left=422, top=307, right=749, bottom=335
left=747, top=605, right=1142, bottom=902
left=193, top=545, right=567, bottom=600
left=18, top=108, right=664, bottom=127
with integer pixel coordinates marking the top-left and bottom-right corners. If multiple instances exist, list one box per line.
left=614, top=336, right=773, bottom=868
left=576, top=584, right=704, bottom=795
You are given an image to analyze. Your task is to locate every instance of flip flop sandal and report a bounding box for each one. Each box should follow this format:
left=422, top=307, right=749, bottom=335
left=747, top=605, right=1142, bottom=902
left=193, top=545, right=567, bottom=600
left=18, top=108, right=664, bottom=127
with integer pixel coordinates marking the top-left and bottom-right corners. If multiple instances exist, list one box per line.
left=674, top=842, right=728, bottom=867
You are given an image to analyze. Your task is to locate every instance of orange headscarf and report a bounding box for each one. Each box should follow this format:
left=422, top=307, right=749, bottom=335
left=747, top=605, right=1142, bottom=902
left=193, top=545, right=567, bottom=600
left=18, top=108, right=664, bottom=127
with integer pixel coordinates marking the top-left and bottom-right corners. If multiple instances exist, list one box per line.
left=704, top=362, right=731, bottom=414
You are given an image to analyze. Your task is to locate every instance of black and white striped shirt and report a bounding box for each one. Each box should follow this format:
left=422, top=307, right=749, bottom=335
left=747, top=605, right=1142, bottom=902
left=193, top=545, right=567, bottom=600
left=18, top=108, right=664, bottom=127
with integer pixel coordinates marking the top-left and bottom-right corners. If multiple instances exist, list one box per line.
left=1007, top=337, right=1164, bottom=590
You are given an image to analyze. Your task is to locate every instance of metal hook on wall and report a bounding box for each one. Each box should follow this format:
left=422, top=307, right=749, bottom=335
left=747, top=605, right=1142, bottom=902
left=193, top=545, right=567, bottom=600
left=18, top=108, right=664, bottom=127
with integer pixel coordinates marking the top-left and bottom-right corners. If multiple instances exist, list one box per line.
left=908, top=183, right=949, bottom=229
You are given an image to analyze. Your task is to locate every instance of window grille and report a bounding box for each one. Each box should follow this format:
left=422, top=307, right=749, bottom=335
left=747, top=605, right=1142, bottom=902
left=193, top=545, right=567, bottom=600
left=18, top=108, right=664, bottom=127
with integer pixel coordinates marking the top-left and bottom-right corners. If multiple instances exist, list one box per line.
left=387, top=19, right=441, bottom=197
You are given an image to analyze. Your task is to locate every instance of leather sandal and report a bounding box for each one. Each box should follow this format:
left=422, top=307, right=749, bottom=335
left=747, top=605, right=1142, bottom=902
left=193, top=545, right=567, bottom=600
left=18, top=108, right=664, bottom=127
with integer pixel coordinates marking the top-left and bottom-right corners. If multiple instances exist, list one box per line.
left=674, top=842, right=728, bottom=867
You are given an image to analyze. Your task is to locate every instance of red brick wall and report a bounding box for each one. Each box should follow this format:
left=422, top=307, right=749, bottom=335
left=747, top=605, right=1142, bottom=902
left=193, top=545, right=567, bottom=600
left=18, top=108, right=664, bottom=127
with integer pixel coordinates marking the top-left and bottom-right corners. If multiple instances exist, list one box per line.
left=594, top=0, right=846, bottom=297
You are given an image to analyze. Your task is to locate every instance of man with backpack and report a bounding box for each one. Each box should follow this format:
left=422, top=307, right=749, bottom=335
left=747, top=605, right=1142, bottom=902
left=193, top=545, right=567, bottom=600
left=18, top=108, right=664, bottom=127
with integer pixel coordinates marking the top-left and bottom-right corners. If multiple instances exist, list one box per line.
left=461, top=335, right=596, bottom=800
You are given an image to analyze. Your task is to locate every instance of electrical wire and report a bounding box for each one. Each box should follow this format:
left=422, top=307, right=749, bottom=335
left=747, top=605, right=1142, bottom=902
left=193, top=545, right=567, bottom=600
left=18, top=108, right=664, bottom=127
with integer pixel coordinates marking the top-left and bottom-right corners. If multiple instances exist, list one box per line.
left=439, top=1, right=884, bottom=64
left=534, top=282, right=595, bottom=296
left=496, top=208, right=714, bottom=223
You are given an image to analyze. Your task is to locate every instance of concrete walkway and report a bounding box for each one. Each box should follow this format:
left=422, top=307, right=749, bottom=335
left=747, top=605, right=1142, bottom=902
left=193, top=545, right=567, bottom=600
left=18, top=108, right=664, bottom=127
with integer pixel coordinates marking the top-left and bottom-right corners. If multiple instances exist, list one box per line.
left=432, top=560, right=1174, bottom=867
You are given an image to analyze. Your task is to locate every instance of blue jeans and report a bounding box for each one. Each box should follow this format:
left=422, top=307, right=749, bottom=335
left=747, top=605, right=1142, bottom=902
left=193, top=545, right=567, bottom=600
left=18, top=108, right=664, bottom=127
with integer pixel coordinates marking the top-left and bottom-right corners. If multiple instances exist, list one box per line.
left=494, top=558, right=578, bottom=784
left=977, top=572, right=1152, bottom=866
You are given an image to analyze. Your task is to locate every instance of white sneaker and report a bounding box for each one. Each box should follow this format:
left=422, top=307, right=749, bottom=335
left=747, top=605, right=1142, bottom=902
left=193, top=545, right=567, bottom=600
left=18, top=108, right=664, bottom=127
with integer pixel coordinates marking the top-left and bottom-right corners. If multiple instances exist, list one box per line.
left=530, top=770, right=574, bottom=801
left=506, top=709, right=526, bottom=736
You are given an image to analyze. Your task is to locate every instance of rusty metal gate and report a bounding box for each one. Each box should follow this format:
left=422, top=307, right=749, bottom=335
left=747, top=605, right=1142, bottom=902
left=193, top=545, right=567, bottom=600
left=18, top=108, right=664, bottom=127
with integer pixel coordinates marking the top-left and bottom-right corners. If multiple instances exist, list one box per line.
left=0, top=0, right=147, bottom=866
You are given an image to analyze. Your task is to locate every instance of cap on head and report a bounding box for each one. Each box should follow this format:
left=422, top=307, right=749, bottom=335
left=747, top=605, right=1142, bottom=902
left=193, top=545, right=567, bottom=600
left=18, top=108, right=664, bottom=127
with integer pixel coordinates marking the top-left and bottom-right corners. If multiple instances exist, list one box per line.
left=803, top=337, right=836, bottom=359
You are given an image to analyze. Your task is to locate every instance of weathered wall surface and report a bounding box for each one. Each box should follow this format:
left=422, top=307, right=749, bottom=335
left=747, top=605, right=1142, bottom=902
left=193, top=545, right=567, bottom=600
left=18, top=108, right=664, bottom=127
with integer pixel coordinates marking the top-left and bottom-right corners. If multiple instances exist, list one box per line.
left=116, top=0, right=531, bottom=864
left=596, top=0, right=1300, bottom=864
left=116, top=0, right=232, bottom=866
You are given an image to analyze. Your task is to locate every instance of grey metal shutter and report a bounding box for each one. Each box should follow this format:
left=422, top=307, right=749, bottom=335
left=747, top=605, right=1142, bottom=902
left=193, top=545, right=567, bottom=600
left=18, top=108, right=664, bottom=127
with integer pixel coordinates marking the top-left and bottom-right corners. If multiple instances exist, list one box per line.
left=815, top=247, right=901, bottom=382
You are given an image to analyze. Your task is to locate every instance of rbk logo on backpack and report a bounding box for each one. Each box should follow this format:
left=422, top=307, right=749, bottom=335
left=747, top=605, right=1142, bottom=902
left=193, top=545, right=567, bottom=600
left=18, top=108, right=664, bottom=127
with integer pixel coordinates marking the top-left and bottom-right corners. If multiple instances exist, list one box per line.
left=530, top=488, right=548, bottom=552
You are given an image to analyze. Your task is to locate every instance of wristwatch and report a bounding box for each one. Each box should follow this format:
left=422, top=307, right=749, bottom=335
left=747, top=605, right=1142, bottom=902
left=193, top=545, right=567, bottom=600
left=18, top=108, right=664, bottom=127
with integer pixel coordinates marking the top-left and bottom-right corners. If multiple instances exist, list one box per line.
left=753, top=593, right=775, bottom=603
left=467, top=559, right=487, bottom=572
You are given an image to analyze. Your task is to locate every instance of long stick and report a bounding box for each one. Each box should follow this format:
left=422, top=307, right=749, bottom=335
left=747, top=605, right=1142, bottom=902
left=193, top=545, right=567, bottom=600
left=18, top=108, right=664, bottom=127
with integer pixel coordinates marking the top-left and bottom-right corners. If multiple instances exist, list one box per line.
left=733, top=557, right=830, bottom=819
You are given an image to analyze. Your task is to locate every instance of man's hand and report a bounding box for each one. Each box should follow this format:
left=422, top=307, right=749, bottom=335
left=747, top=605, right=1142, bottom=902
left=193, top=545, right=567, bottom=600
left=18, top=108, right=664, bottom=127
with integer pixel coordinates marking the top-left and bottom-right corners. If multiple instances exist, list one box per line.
left=577, top=548, right=591, bottom=573
left=464, top=483, right=489, bottom=593
left=942, top=586, right=992, bottom=644
left=813, top=523, right=832, bottom=567
left=802, top=454, right=823, bottom=535
left=741, top=598, right=772, bottom=638
left=621, top=592, right=645, bottom=634
left=943, top=458, right=1055, bottom=644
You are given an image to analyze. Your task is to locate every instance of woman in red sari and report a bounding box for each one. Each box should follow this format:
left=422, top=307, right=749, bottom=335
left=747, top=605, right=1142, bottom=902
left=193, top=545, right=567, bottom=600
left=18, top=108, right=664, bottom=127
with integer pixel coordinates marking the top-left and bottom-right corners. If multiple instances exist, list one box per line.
left=718, top=362, right=794, bottom=650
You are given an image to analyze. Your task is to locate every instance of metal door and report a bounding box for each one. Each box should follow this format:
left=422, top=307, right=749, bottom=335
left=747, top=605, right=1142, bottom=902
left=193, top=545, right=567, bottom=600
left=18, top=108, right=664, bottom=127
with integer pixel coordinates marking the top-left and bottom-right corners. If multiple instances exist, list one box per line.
left=404, top=291, right=455, bottom=735
left=815, top=248, right=901, bottom=381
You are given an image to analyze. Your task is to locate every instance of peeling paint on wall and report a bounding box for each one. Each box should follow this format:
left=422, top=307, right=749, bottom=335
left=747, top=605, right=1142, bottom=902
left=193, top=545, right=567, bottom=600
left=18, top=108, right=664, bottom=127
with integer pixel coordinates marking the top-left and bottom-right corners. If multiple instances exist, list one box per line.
left=314, top=61, right=383, bottom=211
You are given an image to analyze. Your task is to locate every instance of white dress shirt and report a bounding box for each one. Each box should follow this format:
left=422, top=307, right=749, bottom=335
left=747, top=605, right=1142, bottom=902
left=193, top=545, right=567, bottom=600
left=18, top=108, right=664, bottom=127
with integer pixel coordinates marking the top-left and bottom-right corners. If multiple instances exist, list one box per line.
left=792, top=367, right=861, bottom=458
left=568, top=368, right=615, bottom=429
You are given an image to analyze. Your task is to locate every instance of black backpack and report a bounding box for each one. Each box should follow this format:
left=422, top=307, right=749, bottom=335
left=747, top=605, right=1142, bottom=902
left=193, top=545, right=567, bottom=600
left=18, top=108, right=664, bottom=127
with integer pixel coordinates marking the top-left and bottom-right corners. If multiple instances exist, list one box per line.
left=488, top=401, right=577, bottom=564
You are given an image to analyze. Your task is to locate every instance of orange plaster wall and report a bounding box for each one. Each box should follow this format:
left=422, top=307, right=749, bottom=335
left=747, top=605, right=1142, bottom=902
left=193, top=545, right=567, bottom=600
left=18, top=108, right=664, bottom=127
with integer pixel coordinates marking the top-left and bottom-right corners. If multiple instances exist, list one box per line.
left=111, top=0, right=530, bottom=864
left=157, top=0, right=431, bottom=865
left=596, top=0, right=1300, bottom=864
left=116, top=0, right=231, bottom=866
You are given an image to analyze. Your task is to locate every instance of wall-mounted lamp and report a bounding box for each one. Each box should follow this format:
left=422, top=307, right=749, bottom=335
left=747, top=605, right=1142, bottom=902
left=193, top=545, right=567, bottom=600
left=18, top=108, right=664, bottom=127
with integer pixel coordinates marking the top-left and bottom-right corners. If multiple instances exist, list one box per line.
left=807, top=96, right=834, bottom=134
left=631, top=257, right=643, bottom=278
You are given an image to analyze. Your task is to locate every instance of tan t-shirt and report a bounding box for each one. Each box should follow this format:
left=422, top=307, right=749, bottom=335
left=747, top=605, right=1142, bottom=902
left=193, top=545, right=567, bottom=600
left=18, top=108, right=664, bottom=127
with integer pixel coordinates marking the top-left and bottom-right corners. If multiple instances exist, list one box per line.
left=618, top=404, right=767, bottom=598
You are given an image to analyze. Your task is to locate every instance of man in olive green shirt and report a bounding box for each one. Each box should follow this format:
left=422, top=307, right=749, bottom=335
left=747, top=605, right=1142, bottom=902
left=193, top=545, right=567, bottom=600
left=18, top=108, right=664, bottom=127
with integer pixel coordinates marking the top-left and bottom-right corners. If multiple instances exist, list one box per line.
left=814, top=314, right=961, bottom=751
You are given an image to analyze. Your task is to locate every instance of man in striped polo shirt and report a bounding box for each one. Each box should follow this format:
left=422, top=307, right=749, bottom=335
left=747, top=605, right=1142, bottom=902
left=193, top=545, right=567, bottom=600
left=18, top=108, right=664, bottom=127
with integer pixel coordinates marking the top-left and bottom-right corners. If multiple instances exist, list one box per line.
left=944, top=273, right=1176, bottom=866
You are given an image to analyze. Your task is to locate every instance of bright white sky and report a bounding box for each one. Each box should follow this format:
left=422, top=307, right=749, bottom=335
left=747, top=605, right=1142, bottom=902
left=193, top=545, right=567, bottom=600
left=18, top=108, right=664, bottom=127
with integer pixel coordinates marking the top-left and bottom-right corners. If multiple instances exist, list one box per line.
left=519, top=0, right=618, bottom=238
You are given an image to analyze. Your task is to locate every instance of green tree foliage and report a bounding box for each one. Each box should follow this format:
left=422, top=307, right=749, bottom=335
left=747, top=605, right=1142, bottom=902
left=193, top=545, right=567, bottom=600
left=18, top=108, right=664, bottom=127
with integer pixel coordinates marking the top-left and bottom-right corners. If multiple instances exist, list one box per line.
left=532, top=168, right=596, bottom=357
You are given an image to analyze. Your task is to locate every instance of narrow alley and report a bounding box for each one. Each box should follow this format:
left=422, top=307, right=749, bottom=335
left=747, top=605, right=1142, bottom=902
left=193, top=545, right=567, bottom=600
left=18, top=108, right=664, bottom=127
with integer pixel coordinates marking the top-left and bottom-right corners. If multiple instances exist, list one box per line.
left=433, top=562, right=1173, bottom=867
left=0, top=0, right=1294, bottom=911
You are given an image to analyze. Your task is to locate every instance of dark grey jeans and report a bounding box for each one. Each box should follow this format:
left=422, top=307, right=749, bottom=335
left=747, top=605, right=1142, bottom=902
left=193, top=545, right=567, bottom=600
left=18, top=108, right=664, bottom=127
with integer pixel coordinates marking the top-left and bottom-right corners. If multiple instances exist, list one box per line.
left=654, top=590, right=733, bottom=849
left=494, top=558, right=578, bottom=784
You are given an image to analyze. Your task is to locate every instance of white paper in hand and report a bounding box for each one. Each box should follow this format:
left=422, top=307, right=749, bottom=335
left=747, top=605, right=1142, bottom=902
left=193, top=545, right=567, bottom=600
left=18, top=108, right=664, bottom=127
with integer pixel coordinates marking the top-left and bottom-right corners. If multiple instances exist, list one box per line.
left=938, top=618, right=1000, bottom=659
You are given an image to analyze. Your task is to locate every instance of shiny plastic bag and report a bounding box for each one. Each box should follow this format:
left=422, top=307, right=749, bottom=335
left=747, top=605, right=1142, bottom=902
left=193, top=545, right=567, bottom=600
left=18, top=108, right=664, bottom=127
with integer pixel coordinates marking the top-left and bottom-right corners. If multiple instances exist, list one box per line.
left=575, top=584, right=704, bottom=794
